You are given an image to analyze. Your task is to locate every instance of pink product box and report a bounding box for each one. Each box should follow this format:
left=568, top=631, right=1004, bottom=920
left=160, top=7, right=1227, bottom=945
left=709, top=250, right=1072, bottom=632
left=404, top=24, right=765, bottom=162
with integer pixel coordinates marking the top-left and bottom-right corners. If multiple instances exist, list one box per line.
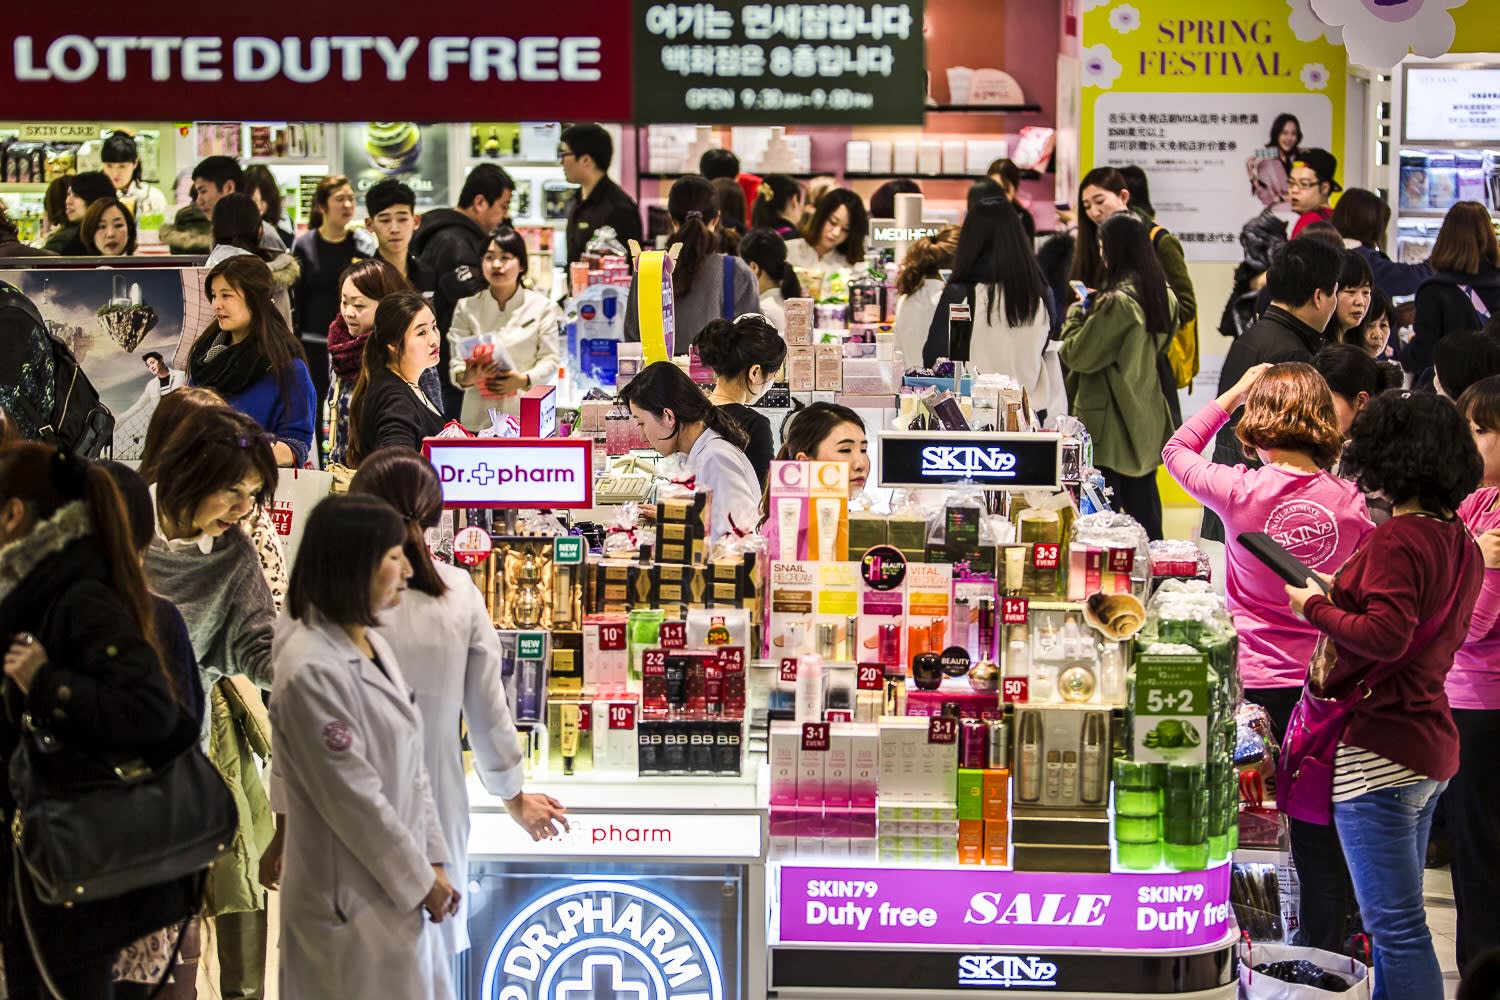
left=770, top=805, right=822, bottom=838
left=905, top=687, right=1004, bottom=720
left=849, top=808, right=879, bottom=839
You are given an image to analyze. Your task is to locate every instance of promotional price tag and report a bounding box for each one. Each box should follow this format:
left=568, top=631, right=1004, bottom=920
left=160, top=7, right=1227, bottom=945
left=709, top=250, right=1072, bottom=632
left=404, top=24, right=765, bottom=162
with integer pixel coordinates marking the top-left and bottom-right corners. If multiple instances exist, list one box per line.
left=856, top=663, right=884, bottom=691
left=642, top=650, right=667, bottom=678
left=1132, top=653, right=1211, bottom=765
left=452, top=525, right=493, bottom=567
left=1108, top=547, right=1136, bottom=573
left=660, top=621, right=687, bottom=649
left=577, top=704, right=592, bottom=731
left=928, top=716, right=959, bottom=745
left=825, top=710, right=853, bottom=723
left=717, top=647, right=745, bottom=675
left=607, top=703, right=637, bottom=730
left=598, top=622, right=626, bottom=651
left=1001, top=676, right=1029, bottom=703
left=801, top=722, right=831, bottom=752
left=1032, top=542, right=1061, bottom=569
left=780, top=657, right=799, bottom=683
left=1001, top=596, right=1030, bottom=625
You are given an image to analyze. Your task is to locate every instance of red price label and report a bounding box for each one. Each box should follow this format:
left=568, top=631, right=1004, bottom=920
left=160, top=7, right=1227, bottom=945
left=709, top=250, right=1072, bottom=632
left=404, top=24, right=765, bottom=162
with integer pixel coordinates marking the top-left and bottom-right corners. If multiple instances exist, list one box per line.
left=643, top=650, right=667, bottom=677
left=608, top=703, right=637, bottom=730
left=856, top=663, right=884, bottom=691
left=577, top=704, right=592, bottom=730
left=1108, top=547, right=1135, bottom=573
left=802, top=722, right=831, bottom=751
left=825, top=710, right=854, bottom=723
left=1032, top=543, right=1061, bottom=569
left=1001, top=677, right=1029, bottom=703
left=1001, top=596, right=1030, bottom=624
left=780, top=657, right=799, bottom=683
left=717, top=647, right=745, bottom=675
left=660, top=621, right=687, bottom=649
left=598, top=623, right=626, bottom=651
left=928, top=716, right=959, bottom=745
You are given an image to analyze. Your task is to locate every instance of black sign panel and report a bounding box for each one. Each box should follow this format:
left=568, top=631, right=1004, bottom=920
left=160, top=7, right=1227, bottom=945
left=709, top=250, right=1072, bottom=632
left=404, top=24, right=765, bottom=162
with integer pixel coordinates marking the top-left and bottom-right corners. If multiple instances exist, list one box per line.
left=878, top=432, right=1065, bottom=491
left=633, top=0, right=926, bottom=124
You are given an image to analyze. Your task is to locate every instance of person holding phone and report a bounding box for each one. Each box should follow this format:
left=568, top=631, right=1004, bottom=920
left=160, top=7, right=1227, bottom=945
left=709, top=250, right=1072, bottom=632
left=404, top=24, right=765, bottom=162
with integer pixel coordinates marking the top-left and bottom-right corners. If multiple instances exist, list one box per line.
left=446, top=227, right=562, bottom=429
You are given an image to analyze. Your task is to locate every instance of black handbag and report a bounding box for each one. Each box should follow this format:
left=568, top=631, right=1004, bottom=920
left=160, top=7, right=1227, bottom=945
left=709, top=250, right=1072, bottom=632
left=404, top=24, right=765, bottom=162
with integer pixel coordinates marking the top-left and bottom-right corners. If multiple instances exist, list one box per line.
left=8, top=711, right=238, bottom=907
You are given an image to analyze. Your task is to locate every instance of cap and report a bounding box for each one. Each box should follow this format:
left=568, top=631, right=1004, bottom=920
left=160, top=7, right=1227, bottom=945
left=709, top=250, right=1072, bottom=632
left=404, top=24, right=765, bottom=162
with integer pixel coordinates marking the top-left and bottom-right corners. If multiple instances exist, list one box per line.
left=1293, top=148, right=1341, bottom=193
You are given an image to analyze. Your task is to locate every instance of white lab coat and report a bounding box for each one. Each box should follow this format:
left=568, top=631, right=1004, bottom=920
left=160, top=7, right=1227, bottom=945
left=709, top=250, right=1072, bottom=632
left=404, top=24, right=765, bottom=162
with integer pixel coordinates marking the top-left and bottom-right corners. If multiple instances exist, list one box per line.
left=269, top=614, right=454, bottom=1000
left=686, top=425, right=761, bottom=538
left=375, top=560, right=526, bottom=954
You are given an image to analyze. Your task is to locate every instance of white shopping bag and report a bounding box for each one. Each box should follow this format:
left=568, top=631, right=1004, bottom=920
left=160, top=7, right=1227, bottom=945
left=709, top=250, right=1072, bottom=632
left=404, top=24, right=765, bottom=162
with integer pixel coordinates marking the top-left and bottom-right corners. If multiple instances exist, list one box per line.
left=268, top=467, right=335, bottom=566
left=1239, top=940, right=1371, bottom=1000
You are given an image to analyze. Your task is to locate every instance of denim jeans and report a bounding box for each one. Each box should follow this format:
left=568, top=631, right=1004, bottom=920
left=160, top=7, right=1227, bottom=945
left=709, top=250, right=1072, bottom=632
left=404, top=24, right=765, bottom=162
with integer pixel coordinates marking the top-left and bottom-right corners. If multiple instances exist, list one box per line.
left=1334, top=777, right=1448, bottom=1000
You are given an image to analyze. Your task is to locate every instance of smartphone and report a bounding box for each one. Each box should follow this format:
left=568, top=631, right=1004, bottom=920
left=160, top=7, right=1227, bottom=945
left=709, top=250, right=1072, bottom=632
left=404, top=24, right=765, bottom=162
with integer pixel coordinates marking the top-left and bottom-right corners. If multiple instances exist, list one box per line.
left=1069, top=280, right=1092, bottom=310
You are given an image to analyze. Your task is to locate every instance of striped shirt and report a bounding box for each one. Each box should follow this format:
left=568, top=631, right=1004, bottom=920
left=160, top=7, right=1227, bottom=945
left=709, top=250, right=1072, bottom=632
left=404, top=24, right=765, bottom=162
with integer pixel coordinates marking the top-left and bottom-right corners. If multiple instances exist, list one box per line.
left=1332, top=743, right=1425, bottom=803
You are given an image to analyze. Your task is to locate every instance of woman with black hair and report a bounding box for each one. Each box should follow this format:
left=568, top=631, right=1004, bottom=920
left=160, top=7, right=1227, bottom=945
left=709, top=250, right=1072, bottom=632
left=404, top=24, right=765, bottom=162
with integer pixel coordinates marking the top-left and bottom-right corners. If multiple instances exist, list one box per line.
left=738, top=227, right=802, bottom=329
left=1331, top=250, right=1374, bottom=347
left=293, top=175, right=372, bottom=403
left=100, top=131, right=168, bottom=222
left=624, top=176, right=759, bottom=346
left=243, top=164, right=296, bottom=249
left=696, top=314, right=788, bottom=486
left=775, top=402, right=869, bottom=495
left=1286, top=391, right=1484, bottom=1000
left=712, top=177, right=748, bottom=254
left=1060, top=211, right=1178, bottom=539
left=787, top=187, right=869, bottom=275
left=1247, top=113, right=1302, bottom=206
left=207, top=192, right=300, bottom=326
left=1314, top=344, right=1383, bottom=436
left=80, top=197, right=137, bottom=257
left=922, top=197, right=1063, bottom=417
left=986, top=158, right=1036, bottom=242
left=348, top=291, right=445, bottom=465
left=1334, top=188, right=1433, bottom=299
left=270, top=493, right=460, bottom=998
left=188, top=254, right=317, bottom=467
left=751, top=174, right=805, bottom=240
left=618, top=361, right=759, bottom=538
left=44, top=170, right=115, bottom=254
left=869, top=178, right=921, bottom=220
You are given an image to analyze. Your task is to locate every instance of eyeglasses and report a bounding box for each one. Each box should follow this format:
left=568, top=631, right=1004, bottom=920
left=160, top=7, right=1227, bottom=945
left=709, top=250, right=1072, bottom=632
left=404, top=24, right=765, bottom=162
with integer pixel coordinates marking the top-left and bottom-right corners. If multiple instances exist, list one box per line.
left=1288, top=179, right=1325, bottom=190
left=558, top=148, right=577, bottom=163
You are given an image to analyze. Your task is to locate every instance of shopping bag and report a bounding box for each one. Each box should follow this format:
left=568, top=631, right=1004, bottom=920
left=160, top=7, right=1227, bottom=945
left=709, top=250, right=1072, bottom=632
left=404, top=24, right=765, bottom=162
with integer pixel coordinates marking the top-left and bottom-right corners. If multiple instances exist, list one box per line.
left=1238, top=940, right=1371, bottom=999
left=268, top=467, right=335, bottom=566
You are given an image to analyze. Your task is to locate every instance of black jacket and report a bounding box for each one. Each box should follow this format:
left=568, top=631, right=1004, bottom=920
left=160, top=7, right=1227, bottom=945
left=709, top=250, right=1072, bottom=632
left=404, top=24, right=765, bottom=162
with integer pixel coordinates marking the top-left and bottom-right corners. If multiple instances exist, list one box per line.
left=1407, top=264, right=1500, bottom=382
left=411, top=208, right=490, bottom=333
left=356, top=367, right=447, bottom=461
left=566, top=177, right=644, bottom=264
left=0, top=504, right=198, bottom=966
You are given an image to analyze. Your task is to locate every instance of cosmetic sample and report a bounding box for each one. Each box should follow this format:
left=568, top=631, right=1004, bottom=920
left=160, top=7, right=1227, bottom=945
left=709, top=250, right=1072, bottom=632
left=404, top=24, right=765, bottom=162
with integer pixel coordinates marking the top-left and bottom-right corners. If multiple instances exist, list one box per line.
left=1061, top=615, right=1082, bottom=659
left=1081, top=713, right=1106, bottom=804
left=795, top=653, right=826, bottom=723
left=1045, top=750, right=1062, bottom=800
left=516, top=655, right=544, bottom=722
left=1060, top=750, right=1078, bottom=801
left=776, top=498, right=802, bottom=562
left=665, top=655, right=691, bottom=711
left=815, top=498, right=840, bottom=562
left=514, top=550, right=544, bottom=628
left=1099, top=643, right=1124, bottom=703
left=960, top=719, right=988, bottom=769
left=976, top=597, right=996, bottom=663
left=1005, top=625, right=1030, bottom=680
left=879, top=624, right=901, bottom=665
left=1003, top=546, right=1026, bottom=594
left=912, top=653, right=943, bottom=691
left=1017, top=711, right=1042, bottom=803
left=845, top=616, right=859, bottom=662
left=559, top=703, right=581, bottom=775
left=818, top=623, right=839, bottom=660
left=704, top=663, right=724, bottom=715
left=987, top=719, right=1008, bottom=769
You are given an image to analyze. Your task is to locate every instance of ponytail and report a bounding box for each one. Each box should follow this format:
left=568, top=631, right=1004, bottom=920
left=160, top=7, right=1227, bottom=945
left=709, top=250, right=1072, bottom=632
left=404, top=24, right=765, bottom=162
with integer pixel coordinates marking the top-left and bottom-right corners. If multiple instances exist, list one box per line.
left=82, top=461, right=158, bottom=664
left=701, top=403, right=750, bottom=449
left=738, top=227, right=803, bottom=302
left=617, top=360, right=749, bottom=450
left=666, top=176, right=721, bottom=297
left=347, top=447, right=449, bottom=598
left=896, top=225, right=960, bottom=297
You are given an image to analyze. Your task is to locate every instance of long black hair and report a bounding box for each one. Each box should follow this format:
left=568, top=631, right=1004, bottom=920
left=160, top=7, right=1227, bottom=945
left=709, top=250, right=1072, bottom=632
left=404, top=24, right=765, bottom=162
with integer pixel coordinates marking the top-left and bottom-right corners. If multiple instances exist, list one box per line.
left=951, top=197, right=1047, bottom=327
left=1071, top=166, right=1130, bottom=286
left=189, top=254, right=308, bottom=398
left=349, top=447, right=448, bottom=598
left=695, top=314, right=787, bottom=383
left=1097, top=212, right=1175, bottom=338
left=1268, top=113, right=1302, bottom=154
left=616, top=360, right=748, bottom=449
left=288, top=494, right=407, bottom=627
left=803, top=188, right=868, bottom=262
left=347, top=290, right=431, bottom=466
left=752, top=174, right=802, bottom=230
left=738, top=227, right=802, bottom=300
left=666, top=176, right=720, bottom=297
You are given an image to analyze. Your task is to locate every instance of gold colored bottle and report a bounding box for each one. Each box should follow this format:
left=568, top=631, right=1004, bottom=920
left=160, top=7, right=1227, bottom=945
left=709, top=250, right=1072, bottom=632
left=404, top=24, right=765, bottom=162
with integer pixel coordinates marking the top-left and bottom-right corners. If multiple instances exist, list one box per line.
left=514, top=550, right=543, bottom=629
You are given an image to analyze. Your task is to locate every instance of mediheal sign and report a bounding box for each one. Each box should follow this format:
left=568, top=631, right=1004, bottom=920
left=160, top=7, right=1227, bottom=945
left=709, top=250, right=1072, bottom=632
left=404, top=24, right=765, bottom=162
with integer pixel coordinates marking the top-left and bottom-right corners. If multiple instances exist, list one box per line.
left=0, top=6, right=632, bottom=120
left=423, top=437, right=593, bottom=509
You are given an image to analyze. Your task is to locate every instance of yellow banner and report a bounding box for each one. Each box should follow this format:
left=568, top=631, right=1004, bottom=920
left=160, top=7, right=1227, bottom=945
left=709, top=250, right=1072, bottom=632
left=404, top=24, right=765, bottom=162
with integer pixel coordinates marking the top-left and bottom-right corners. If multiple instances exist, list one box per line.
left=636, top=250, right=675, bottom=366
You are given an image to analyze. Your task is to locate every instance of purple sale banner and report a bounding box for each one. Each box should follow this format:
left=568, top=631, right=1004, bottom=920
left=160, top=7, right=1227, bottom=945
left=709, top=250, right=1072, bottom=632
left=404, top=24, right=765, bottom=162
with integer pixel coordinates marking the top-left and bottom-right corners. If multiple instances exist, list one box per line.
left=776, top=864, right=1233, bottom=951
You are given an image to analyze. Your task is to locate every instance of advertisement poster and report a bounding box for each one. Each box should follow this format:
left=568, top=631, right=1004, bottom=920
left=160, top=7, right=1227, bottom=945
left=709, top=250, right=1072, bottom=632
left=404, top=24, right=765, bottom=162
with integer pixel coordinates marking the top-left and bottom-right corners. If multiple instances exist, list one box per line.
left=1, top=266, right=208, bottom=460
left=1079, top=0, right=1347, bottom=262
left=339, top=122, right=449, bottom=212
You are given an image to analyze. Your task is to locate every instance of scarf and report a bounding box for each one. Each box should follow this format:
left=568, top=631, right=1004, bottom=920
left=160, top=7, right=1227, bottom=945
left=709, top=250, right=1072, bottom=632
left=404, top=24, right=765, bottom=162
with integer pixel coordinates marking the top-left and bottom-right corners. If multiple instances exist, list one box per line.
left=189, top=328, right=272, bottom=396
left=327, top=314, right=368, bottom=382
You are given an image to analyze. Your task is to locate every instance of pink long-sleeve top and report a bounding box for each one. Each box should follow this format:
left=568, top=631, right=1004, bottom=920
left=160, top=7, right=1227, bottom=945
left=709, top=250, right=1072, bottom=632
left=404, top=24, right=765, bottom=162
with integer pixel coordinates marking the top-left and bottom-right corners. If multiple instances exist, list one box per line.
left=1163, top=402, right=1375, bottom=689
left=1449, top=487, right=1500, bottom=709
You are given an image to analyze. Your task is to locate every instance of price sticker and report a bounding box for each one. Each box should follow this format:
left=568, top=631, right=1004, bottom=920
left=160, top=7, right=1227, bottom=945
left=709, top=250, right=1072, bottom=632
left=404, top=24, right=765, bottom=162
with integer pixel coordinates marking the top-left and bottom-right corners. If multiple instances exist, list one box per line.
left=1032, top=543, right=1061, bottom=569
left=577, top=704, right=592, bottom=730
left=717, top=646, right=745, bottom=675
left=780, top=657, right=799, bottom=683
left=643, top=650, right=667, bottom=677
left=598, top=622, right=626, bottom=651
left=856, top=663, right=884, bottom=691
left=825, top=710, right=854, bottom=723
left=801, top=722, right=831, bottom=752
left=660, top=621, right=687, bottom=649
left=453, top=525, right=493, bottom=567
left=1001, top=596, right=1030, bottom=625
left=1131, top=653, right=1211, bottom=764
left=1108, top=547, right=1135, bottom=573
left=1001, top=676, right=1029, bottom=703
left=608, top=703, right=637, bottom=730
left=927, top=716, right=959, bottom=745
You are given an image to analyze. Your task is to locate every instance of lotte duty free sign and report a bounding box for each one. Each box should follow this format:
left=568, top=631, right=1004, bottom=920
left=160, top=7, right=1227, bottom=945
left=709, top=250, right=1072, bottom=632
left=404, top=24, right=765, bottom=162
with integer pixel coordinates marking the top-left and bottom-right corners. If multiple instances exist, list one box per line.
left=423, top=437, right=593, bottom=510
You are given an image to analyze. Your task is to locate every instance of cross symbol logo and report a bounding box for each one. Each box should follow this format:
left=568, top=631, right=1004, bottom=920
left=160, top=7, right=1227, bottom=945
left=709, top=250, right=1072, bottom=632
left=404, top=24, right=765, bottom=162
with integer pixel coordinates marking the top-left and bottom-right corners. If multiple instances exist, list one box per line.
left=557, top=955, right=649, bottom=1000
left=470, top=461, right=496, bottom=485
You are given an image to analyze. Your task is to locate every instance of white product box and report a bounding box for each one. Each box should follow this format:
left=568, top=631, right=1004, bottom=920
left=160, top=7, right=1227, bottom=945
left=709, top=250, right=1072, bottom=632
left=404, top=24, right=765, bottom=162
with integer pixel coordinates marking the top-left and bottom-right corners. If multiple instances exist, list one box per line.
left=892, top=141, right=918, bottom=175
left=770, top=721, right=800, bottom=806
left=870, top=141, right=893, bottom=174
left=942, top=140, right=967, bottom=175
left=846, top=140, right=872, bottom=175
left=798, top=740, right=826, bottom=807
left=850, top=725, right=879, bottom=808
left=966, top=139, right=1010, bottom=176
left=918, top=141, right=943, bottom=176
left=592, top=699, right=639, bottom=774
left=825, top=726, right=852, bottom=807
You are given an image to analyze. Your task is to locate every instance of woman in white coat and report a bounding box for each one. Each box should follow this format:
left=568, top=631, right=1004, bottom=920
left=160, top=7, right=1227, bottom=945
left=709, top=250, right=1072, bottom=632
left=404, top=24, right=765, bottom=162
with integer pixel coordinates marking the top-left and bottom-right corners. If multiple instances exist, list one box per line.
left=269, top=494, right=460, bottom=1000
left=350, top=447, right=568, bottom=954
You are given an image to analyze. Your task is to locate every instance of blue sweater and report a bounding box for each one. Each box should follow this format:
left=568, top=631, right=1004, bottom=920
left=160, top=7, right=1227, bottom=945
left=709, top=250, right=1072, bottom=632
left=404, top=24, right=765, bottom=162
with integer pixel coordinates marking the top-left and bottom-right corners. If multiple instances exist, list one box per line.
left=199, top=360, right=317, bottom=466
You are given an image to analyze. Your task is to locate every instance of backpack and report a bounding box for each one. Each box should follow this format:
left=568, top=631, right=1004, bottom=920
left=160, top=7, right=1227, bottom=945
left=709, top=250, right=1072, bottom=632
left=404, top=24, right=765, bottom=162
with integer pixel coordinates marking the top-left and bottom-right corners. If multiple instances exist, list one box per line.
left=0, top=281, right=114, bottom=457
left=1150, top=225, right=1200, bottom=390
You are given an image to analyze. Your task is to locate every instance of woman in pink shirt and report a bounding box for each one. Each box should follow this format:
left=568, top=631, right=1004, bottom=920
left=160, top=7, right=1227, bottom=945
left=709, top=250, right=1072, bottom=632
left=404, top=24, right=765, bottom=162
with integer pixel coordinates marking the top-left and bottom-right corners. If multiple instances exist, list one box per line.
left=1163, top=361, right=1374, bottom=954
left=1447, top=375, right=1500, bottom=969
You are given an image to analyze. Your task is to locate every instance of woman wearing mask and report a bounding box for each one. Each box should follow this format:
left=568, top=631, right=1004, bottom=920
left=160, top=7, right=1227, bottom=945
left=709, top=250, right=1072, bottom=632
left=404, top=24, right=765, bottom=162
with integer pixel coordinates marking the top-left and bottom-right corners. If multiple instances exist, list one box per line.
left=80, top=198, right=137, bottom=257
left=448, top=227, right=563, bottom=429
left=327, top=259, right=442, bottom=466
left=1286, top=391, right=1484, bottom=1000
left=624, top=177, right=759, bottom=346
left=100, top=131, right=168, bottom=223
left=188, top=254, right=316, bottom=467
left=349, top=291, right=445, bottom=465
left=1059, top=211, right=1177, bottom=539
left=270, top=494, right=459, bottom=999
left=751, top=174, right=806, bottom=241
left=0, top=443, right=197, bottom=999
left=243, top=164, right=296, bottom=250
left=786, top=188, right=869, bottom=276
left=293, top=175, right=371, bottom=404
left=738, top=227, right=803, bottom=330
left=207, top=193, right=301, bottom=326
left=775, top=402, right=870, bottom=496
left=922, top=198, right=1062, bottom=418
left=696, top=314, right=788, bottom=486
left=892, top=225, right=959, bottom=369
left=619, top=361, right=760, bottom=538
